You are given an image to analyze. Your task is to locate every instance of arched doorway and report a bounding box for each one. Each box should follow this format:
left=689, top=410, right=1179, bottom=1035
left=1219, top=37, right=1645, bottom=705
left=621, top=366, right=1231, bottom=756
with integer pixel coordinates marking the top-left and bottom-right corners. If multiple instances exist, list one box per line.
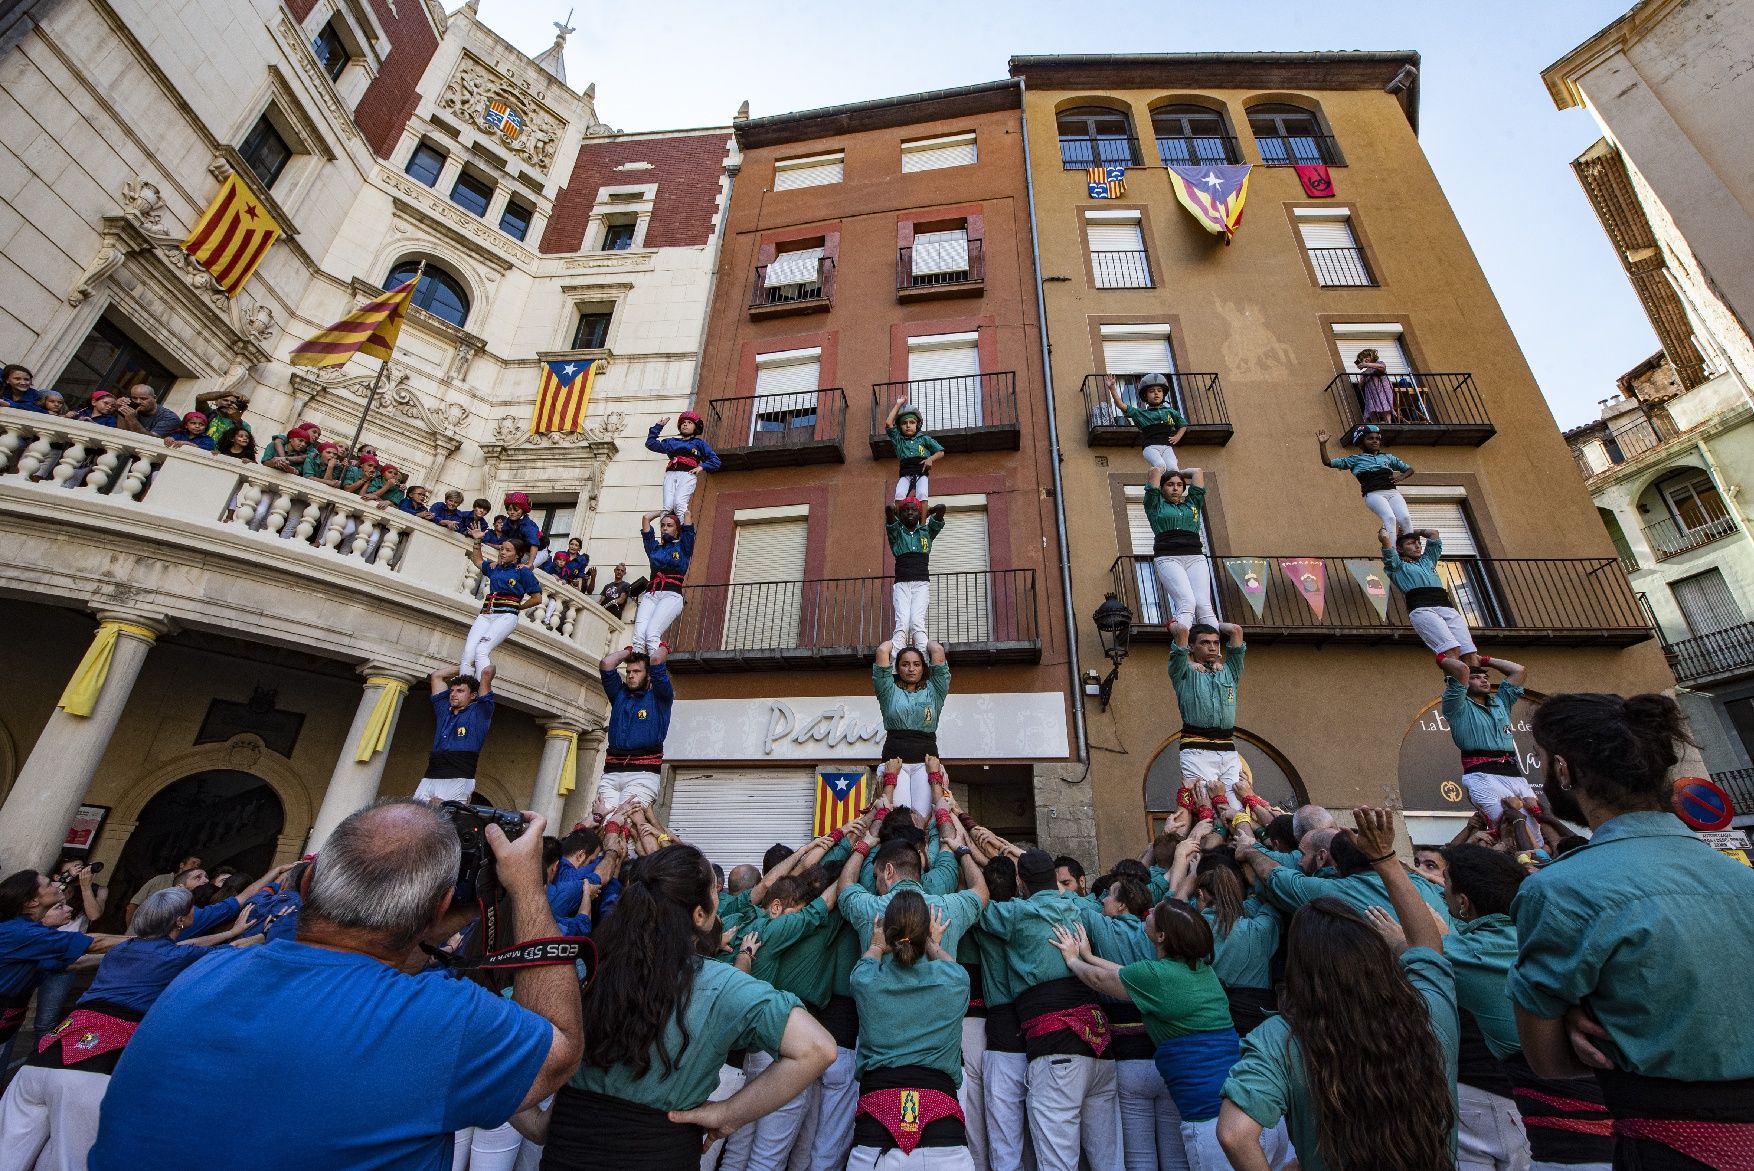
left=108, top=771, right=285, bottom=928
left=1143, top=730, right=1306, bottom=837
left=1397, top=691, right=1541, bottom=846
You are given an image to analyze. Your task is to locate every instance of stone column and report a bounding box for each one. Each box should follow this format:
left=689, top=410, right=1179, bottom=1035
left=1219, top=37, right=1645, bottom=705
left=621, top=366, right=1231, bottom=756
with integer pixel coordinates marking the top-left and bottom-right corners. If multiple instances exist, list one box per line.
left=306, top=664, right=415, bottom=851
left=529, top=719, right=587, bottom=827
left=557, top=731, right=607, bottom=831
left=0, top=610, right=169, bottom=872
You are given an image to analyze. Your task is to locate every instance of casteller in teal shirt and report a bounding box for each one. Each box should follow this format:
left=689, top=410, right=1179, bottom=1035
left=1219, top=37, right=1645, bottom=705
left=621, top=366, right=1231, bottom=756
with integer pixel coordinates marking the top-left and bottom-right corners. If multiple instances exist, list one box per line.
left=872, top=660, right=950, bottom=733
left=1442, top=676, right=1524, bottom=756
left=1169, top=641, right=1244, bottom=732
left=850, top=955, right=969, bottom=1084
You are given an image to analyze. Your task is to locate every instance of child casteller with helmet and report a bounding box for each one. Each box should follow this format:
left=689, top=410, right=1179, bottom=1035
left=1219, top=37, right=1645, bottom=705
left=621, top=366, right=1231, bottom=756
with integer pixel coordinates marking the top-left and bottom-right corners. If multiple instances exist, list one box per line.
left=471, top=491, right=543, bottom=566
left=646, top=411, right=721, bottom=519
left=1105, top=372, right=1187, bottom=473
left=883, top=391, right=945, bottom=501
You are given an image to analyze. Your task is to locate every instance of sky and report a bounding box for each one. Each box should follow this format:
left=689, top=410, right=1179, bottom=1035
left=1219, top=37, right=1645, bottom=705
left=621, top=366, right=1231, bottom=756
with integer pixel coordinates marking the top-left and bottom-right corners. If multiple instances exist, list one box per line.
left=474, top=0, right=1654, bottom=430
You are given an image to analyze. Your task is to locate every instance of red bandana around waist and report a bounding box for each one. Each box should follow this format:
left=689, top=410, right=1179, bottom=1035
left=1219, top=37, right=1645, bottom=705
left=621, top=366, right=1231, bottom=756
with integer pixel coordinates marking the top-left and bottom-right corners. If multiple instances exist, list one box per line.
left=1022, top=1003, right=1111, bottom=1057
left=38, top=1008, right=137, bottom=1065
left=857, top=1087, right=964, bottom=1155
left=1615, top=1119, right=1754, bottom=1171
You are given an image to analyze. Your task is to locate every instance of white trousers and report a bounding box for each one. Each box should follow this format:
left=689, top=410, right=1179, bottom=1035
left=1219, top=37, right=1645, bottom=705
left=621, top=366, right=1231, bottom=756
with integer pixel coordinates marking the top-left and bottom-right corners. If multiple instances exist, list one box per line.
left=894, top=474, right=930, bottom=501
left=663, top=469, right=699, bottom=518
left=982, top=1050, right=1031, bottom=1171
left=1178, top=748, right=1242, bottom=813
left=1182, top=1116, right=1293, bottom=1171
left=1363, top=488, right=1412, bottom=534
left=886, top=762, right=934, bottom=818
left=1117, top=1058, right=1189, bottom=1171
left=723, top=1049, right=811, bottom=1171
left=702, top=1062, right=748, bottom=1171
left=595, top=771, right=662, bottom=810
left=1151, top=555, right=1216, bottom=628
left=892, top=581, right=930, bottom=653
left=848, top=1148, right=976, bottom=1170
left=804, top=1045, right=858, bottom=1171
left=0, top=1066, right=108, bottom=1171
left=1024, top=1054, right=1122, bottom=1171
left=453, top=1121, right=521, bottom=1171
left=414, top=777, right=475, bottom=804
left=461, top=611, right=520, bottom=677
left=1410, top=605, right=1477, bottom=657
left=1462, top=771, right=1541, bottom=841
left=960, top=1018, right=988, bottom=1171
left=632, top=590, right=685, bottom=653
left=1142, top=444, right=1179, bottom=472
left=1457, top=1084, right=1533, bottom=1171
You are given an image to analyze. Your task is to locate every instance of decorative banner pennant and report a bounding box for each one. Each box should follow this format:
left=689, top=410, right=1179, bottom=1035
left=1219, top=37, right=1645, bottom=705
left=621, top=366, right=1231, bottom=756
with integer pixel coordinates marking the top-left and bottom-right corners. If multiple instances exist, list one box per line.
left=1344, top=558, right=1392, bottom=621
left=1278, top=557, right=1328, bottom=620
left=1295, top=164, right=1334, bottom=198
left=1223, top=557, right=1271, bottom=618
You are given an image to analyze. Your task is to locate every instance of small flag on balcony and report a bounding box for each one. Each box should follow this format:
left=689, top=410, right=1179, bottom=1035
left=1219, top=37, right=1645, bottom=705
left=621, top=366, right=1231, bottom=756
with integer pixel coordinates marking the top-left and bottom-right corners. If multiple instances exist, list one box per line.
left=814, top=768, right=869, bottom=837
left=181, top=172, right=281, bottom=297
left=532, top=358, right=599, bottom=435
left=289, top=275, right=419, bottom=368
left=1278, top=557, right=1328, bottom=620
left=1167, top=164, right=1252, bottom=242
left=1223, top=558, right=1270, bottom=618
left=1086, top=165, right=1126, bottom=199
left=1344, top=558, right=1391, bottom=620
left=1295, top=164, right=1334, bottom=198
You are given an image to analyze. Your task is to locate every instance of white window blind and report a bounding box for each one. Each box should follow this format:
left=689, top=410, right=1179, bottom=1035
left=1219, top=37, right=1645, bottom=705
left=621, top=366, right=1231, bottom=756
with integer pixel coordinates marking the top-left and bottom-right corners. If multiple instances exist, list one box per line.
left=1087, top=218, right=1145, bottom=253
left=729, top=516, right=808, bottom=584
left=1296, top=215, right=1357, bottom=250
left=1331, top=325, right=1412, bottom=374
left=907, top=333, right=982, bottom=430
left=1402, top=491, right=1480, bottom=556
left=902, top=132, right=977, bottom=172
left=911, top=229, right=970, bottom=276
left=753, top=350, right=822, bottom=440
left=764, top=247, right=823, bottom=288
left=1671, top=569, right=1743, bottom=637
left=667, top=772, right=816, bottom=868
left=1087, top=214, right=1150, bottom=289
left=1101, top=327, right=1175, bottom=375
left=931, top=498, right=990, bottom=644
left=774, top=152, right=844, bottom=190
left=725, top=516, right=808, bottom=650
left=1578, top=441, right=1611, bottom=475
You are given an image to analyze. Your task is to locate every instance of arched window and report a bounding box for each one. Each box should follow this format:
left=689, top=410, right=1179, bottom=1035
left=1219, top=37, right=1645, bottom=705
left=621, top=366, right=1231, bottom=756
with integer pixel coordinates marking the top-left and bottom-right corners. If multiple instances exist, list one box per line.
left=1246, top=103, right=1335, bottom=166
left=1056, top=105, right=1141, bottom=170
left=1150, top=104, right=1239, bottom=166
left=385, top=260, right=470, bottom=327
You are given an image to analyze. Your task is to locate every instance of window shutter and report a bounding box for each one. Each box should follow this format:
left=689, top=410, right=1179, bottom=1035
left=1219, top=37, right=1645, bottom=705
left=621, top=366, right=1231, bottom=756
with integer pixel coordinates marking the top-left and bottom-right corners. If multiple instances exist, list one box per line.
left=906, top=335, right=982, bottom=430
left=725, top=517, right=808, bottom=650
left=764, top=247, right=823, bottom=288
left=931, top=501, right=991, bottom=644
left=911, top=229, right=970, bottom=276
left=1332, top=328, right=1412, bottom=374
left=1402, top=494, right=1479, bottom=556
left=774, top=153, right=844, bottom=190
left=1579, top=441, right=1611, bottom=474
left=1124, top=486, right=1155, bottom=555
left=1297, top=217, right=1357, bottom=250
left=754, top=353, right=821, bottom=398
left=667, top=772, right=816, bottom=868
left=729, top=517, right=808, bottom=585
left=1087, top=222, right=1145, bottom=253
left=1101, top=329, right=1175, bottom=375
left=902, top=133, right=977, bottom=172
left=1671, top=570, right=1744, bottom=636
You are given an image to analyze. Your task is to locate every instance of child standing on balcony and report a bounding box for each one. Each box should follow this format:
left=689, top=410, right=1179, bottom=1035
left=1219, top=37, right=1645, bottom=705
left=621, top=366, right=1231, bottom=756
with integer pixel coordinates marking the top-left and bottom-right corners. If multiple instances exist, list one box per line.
left=1146, top=467, right=1216, bottom=628
left=646, top=411, right=721, bottom=520
left=887, top=496, right=947, bottom=653
left=631, top=508, right=693, bottom=654
left=885, top=394, right=945, bottom=502
left=1354, top=348, right=1394, bottom=424
left=1106, top=373, right=1187, bottom=473
left=1317, top=426, right=1414, bottom=537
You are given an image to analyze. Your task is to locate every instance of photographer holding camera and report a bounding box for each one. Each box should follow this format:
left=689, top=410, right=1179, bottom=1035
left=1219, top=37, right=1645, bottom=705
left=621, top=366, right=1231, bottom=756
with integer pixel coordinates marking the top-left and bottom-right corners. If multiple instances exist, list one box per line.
left=31, top=855, right=108, bottom=1039
left=90, top=799, right=586, bottom=1170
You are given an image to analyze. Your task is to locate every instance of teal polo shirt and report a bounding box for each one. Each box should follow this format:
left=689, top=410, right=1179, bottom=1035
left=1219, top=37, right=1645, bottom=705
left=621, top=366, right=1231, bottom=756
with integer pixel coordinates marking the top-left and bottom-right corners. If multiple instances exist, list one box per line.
left=1382, top=535, right=1444, bottom=594
left=1206, top=906, right=1280, bottom=992
left=974, top=924, right=1021, bottom=1006
left=1259, top=864, right=1454, bottom=927
left=872, top=661, right=950, bottom=733
left=841, top=881, right=981, bottom=954
left=1086, top=910, right=1154, bottom=966
left=979, top=889, right=1104, bottom=991
left=1443, top=913, right=1520, bottom=1060
left=1441, top=677, right=1524, bottom=756
left=1169, top=642, right=1244, bottom=732
left=851, top=956, right=970, bottom=1084
left=1508, top=811, right=1754, bottom=1081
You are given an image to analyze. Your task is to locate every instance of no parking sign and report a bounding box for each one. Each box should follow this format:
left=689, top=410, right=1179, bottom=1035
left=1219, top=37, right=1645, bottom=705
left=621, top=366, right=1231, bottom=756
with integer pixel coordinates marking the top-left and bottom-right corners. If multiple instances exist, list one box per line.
left=1672, top=776, right=1734, bottom=832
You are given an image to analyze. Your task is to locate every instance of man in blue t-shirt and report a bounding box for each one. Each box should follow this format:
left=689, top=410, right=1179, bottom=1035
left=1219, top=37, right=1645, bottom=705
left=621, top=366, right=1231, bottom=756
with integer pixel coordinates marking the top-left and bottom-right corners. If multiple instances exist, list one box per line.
left=91, top=800, right=584, bottom=1171
left=414, top=666, right=497, bottom=805
left=595, top=644, right=674, bottom=809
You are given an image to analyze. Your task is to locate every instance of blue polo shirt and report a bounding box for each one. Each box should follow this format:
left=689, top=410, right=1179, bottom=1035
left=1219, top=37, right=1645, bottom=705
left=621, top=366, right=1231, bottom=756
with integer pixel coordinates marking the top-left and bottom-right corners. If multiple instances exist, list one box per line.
left=428, top=503, right=468, bottom=528
left=480, top=562, right=541, bottom=607
left=643, top=524, right=695, bottom=585
left=79, top=937, right=210, bottom=1014
left=172, top=896, right=241, bottom=941
left=1, top=388, right=43, bottom=412
left=427, top=691, right=496, bottom=781
left=483, top=516, right=542, bottom=551
left=601, top=662, right=673, bottom=755
left=0, top=919, right=92, bottom=997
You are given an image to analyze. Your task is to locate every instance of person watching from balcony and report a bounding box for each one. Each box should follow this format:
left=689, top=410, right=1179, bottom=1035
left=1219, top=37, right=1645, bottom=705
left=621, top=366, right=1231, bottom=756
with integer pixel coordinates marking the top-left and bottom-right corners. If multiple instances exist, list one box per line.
left=871, top=640, right=950, bottom=817
left=112, top=384, right=180, bottom=439
left=551, top=536, right=589, bottom=587
left=194, top=390, right=251, bottom=445
left=1169, top=620, right=1258, bottom=826
left=886, top=496, right=947, bottom=656
left=884, top=397, right=945, bottom=503
left=427, top=488, right=468, bottom=530
left=1383, top=527, right=1480, bottom=671
left=1107, top=373, right=1187, bottom=474
left=1, top=364, right=43, bottom=412
left=1354, top=349, right=1394, bottom=424
left=301, top=440, right=342, bottom=485
left=37, top=391, right=66, bottom=417
left=399, top=484, right=434, bottom=519
left=213, top=422, right=257, bottom=463
left=1511, top=691, right=1754, bottom=1170
left=647, top=411, right=721, bottom=520
left=493, top=493, right=544, bottom=566
left=596, top=644, right=674, bottom=811
left=360, top=462, right=407, bottom=508
left=164, top=412, right=214, bottom=450
left=259, top=423, right=314, bottom=474
left=71, top=389, right=119, bottom=427
left=1317, top=426, right=1413, bottom=537
left=1438, top=655, right=1541, bottom=854
left=599, top=562, right=632, bottom=620
left=631, top=509, right=693, bottom=655
left=412, top=667, right=497, bottom=806
left=1146, top=468, right=1216, bottom=631
left=460, top=535, right=541, bottom=678
left=340, top=451, right=377, bottom=493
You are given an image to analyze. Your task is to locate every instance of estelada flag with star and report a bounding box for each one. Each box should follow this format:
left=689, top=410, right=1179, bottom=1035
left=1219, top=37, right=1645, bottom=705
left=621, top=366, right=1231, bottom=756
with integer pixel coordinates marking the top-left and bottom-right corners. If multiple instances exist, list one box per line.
left=814, top=768, right=868, bottom=837
left=1167, top=163, right=1253, bottom=243
left=182, top=172, right=281, bottom=296
left=531, top=358, right=599, bottom=434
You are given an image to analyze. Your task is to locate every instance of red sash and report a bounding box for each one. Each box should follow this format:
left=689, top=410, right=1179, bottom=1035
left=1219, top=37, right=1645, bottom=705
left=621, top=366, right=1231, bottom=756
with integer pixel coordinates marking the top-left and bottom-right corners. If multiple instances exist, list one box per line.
left=649, top=571, right=686, bottom=593
left=856, top=1087, right=964, bottom=1155
left=1614, top=1119, right=1754, bottom=1171
left=38, top=1008, right=137, bottom=1065
left=665, top=455, right=700, bottom=472
left=1022, top=1003, right=1111, bottom=1057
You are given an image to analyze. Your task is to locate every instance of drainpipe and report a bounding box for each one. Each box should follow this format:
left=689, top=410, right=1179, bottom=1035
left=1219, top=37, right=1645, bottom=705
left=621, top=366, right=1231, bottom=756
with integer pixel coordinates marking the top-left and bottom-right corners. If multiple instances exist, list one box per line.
left=1017, top=78, right=1089, bottom=769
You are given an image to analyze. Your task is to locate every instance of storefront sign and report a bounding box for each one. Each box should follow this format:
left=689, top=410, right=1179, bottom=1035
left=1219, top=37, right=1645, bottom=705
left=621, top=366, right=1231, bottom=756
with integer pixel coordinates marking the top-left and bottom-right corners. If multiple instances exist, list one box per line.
left=669, top=693, right=1071, bottom=762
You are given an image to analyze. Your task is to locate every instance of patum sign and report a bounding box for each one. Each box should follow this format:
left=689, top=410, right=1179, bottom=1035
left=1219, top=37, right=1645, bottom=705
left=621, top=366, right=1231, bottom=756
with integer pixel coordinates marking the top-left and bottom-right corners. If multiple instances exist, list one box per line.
left=764, top=701, right=884, bottom=756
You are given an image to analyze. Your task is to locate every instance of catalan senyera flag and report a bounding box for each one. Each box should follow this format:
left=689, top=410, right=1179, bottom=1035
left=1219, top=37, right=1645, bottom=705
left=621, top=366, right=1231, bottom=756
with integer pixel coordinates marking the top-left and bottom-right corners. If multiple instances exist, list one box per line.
left=814, top=769, right=868, bottom=837
left=1086, top=164, right=1126, bottom=199
left=181, top=172, right=282, bottom=296
left=288, top=276, right=418, bottom=368
left=531, top=358, right=599, bottom=435
left=1167, top=163, right=1253, bottom=242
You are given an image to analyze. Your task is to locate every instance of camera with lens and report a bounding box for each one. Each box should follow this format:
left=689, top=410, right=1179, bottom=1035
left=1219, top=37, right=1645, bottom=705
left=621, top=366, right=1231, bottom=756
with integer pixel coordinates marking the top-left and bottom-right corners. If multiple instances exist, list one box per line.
left=55, top=860, right=103, bottom=886
left=440, top=802, right=525, bottom=900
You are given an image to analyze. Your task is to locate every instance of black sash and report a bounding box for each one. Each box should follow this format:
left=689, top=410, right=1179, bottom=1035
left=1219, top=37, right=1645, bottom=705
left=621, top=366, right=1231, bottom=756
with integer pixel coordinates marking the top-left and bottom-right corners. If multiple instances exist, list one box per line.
left=899, top=457, right=927, bottom=477
left=0, top=989, right=32, bottom=1044
left=961, top=962, right=986, bottom=1018
left=882, top=729, right=938, bottom=764
left=540, top=1085, right=702, bottom=1170
left=1153, top=529, right=1202, bottom=556
left=812, top=994, right=860, bottom=1051
left=1140, top=422, right=1177, bottom=447
left=893, top=551, right=930, bottom=583
left=1105, top=1000, right=1155, bottom=1061
left=1456, top=1010, right=1515, bottom=1098
left=27, top=999, right=143, bottom=1077
left=984, top=1002, right=1026, bottom=1054
left=1357, top=468, right=1397, bottom=495
left=424, top=749, right=479, bottom=780
left=1500, top=1050, right=1615, bottom=1167
left=1405, top=586, right=1454, bottom=611
left=1595, top=1066, right=1754, bottom=1171
left=1224, top=986, right=1278, bottom=1039
left=852, top=1065, right=966, bottom=1151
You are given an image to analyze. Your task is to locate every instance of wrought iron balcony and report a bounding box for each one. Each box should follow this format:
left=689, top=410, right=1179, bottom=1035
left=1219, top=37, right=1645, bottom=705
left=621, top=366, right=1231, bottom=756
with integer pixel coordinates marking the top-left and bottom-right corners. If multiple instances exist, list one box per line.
left=1107, top=554, right=1651, bottom=647
left=1081, top=373, right=1232, bottom=447
left=1155, top=135, right=1240, bottom=167
left=897, top=239, right=984, bottom=299
left=1324, top=372, right=1495, bottom=447
left=664, top=569, right=1041, bottom=670
left=1253, top=133, right=1340, bottom=166
left=1713, top=769, right=1754, bottom=817
left=1060, top=136, right=1143, bottom=170
left=1643, top=505, right=1739, bottom=560
left=869, top=373, right=1019, bottom=456
left=749, top=256, right=834, bottom=317
left=1307, top=246, right=1375, bottom=287
left=707, top=389, right=847, bottom=470
left=1666, top=621, right=1754, bottom=684
left=1091, top=250, right=1153, bottom=289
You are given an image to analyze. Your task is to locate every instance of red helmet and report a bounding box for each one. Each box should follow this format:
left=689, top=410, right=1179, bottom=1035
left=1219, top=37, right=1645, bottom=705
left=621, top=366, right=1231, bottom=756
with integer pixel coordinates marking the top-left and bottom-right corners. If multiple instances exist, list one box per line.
left=900, top=495, right=922, bottom=508
left=504, top=491, right=531, bottom=510
left=678, top=411, right=703, bottom=430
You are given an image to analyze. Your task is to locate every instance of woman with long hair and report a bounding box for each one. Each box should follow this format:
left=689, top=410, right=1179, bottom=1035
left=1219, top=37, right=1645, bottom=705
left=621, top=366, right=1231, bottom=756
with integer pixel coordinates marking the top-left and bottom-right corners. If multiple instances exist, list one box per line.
left=1218, top=807, right=1458, bottom=1171
left=847, top=893, right=972, bottom=1169
left=1192, top=861, right=1281, bottom=1037
left=539, top=844, right=834, bottom=1169
left=1512, top=692, right=1754, bottom=1169
left=871, top=640, right=950, bottom=817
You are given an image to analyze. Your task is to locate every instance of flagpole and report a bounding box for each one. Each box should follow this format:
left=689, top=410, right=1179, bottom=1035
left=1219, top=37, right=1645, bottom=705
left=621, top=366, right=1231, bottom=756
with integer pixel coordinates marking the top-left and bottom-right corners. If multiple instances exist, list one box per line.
left=344, top=260, right=423, bottom=455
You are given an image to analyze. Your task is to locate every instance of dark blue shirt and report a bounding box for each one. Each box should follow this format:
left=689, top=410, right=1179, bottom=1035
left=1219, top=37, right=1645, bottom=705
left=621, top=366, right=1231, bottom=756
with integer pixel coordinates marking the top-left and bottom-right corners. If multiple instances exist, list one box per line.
left=480, top=561, right=541, bottom=604
left=73, top=410, right=118, bottom=428
left=601, top=660, right=674, bottom=754
left=1, top=388, right=43, bottom=412
left=643, top=524, right=695, bottom=585
left=430, top=690, right=496, bottom=755
left=645, top=424, right=722, bottom=472
left=547, top=858, right=593, bottom=938
left=483, top=516, right=543, bottom=551
left=80, top=937, right=209, bottom=1014
left=172, top=897, right=240, bottom=942
left=0, top=919, right=91, bottom=997
left=244, top=886, right=301, bottom=941
left=428, top=502, right=469, bottom=528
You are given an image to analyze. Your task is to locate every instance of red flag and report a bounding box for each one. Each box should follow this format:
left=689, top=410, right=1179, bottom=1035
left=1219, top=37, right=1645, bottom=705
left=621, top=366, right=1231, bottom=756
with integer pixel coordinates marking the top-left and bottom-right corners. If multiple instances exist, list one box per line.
left=1295, top=165, right=1334, bottom=198
left=1278, top=558, right=1328, bottom=620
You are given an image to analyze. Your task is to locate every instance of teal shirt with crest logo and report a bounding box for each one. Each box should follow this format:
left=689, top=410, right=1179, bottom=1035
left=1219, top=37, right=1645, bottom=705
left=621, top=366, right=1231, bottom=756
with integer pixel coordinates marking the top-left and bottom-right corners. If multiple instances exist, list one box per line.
left=1169, top=641, right=1244, bottom=731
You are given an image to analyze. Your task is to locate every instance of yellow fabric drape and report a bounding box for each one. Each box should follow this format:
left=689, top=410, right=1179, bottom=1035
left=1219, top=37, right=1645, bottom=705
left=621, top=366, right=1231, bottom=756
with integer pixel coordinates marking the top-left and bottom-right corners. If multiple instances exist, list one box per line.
left=56, top=621, right=161, bottom=718
left=354, top=677, right=409, bottom=762
left=550, top=728, right=580, bottom=796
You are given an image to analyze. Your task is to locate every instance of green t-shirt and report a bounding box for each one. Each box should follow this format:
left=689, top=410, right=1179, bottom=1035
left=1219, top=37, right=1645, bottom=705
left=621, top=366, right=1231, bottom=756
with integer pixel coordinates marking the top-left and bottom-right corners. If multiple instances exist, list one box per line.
left=1169, top=641, right=1244, bottom=731
left=746, top=897, right=840, bottom=1006
left=570, top=958, right=799, bottom=1111
left=851, top=955, right=970, bottom=1084
left=1259, top=865, right=1454, bottom=927
left=973, top=923, right=1021, bottom=1006
left=1142, top=483, right=1205, bottom=536
left=840, top=882, right=981, bottom=954
left=886, top=512, right=946, bottom=557
left=872, top=661, right=950, bottom=733
left=1123, top=402, right=1188, bottom=432
left=888, top=426, right=945, bottom=462
left=1118, top=957, right=1233, bottom=1046
left=1085, top=911, right=1154, bottom=966
left=1205, top=905, right=1280, bottom=992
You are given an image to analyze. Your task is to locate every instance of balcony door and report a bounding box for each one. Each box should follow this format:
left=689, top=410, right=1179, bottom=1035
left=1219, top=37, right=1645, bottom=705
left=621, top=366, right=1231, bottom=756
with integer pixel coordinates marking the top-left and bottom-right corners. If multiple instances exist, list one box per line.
left=1660, top=472, right=1729, bottom=534
left=906, top=333, right=982, bottom=431
left=724, top=512, right=808, bottom=650
left=1672, top=569, right=1742, bottom=638
left=1331, top=325, right=1420, bottom=422
left=751, top=350, right=821, bottom=443
left=1404, top=491, right=1502, bottom=627
left=1100, top=326, right=1180, bottom=425
left=929, top=498, right=990, bottom=644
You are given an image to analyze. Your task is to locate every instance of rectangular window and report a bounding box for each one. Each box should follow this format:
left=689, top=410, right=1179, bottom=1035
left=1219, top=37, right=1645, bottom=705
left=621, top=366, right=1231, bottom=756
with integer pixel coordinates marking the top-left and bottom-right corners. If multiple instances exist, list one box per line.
left=909, top=228, right=970, bottom=280
left=571, top=310, right=612, bottom=351
left=928, top=496, right=991, bottom=644
left=1403, top=488, right=1503, bottom=628
left=752, top=349, right=822, bottom=441
left=1660, top=473, right=1730, bottom=532
left=531, top=501, right=576, bottom=545
left=901, top=132, right=977, bottom=173
left=773, top=151, right=844, bottom=191
left=311, top=21, right=351, bottom=82
left=238, top=115, right=292, bottom=190
left=405, top=143, right=445, bottom=187
left=725, top=509, right=809, bottom=650
left=762, top=246, right=825, bottom=302
left=55, top=315, right=176, bottom=408
left=1330, top=324, right=1412, bottom=373
left=499, top=200, right=533, bottom=242
left=1296, top=209, right=1374, bottom=286
left=601, top=220, right=636, bottom=250
left=1671, top=569, right=1743, bottom=637
left=668, top=772, right=815, bottom=868
left=906, top=333, right=982, bottom=430
left=450, top=171, right=493, bottom=217
left=1099, top=325, right=1180, bottom=423
left=1086, top=212, right=1151, bottom=289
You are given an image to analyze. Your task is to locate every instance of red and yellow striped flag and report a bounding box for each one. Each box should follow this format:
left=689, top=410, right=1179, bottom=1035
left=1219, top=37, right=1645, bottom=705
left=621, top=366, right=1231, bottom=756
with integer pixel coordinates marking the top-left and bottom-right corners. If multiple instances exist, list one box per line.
left=288, top=276, right=418, bottom=368
left=814, top=769, right=869, bottom=837
left=532, top=358, right=599, bottom=434
left=181, top=172, right=281, bottom=296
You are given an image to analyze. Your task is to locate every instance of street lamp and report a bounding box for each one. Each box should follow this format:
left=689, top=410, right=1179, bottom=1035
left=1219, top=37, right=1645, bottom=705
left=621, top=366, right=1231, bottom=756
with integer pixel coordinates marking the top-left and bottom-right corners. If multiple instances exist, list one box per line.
left=1091, top=592, right=1132, bottom=710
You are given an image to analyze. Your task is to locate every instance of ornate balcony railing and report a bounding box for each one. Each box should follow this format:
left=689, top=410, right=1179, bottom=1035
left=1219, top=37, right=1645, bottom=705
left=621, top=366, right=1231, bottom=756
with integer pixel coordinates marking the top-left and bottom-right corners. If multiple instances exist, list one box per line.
left=1643, top=505, right=1739, bottom=560
left=706, top=388, right=847, bottom=470
left=749, top=256, right=835, bottom=315
left=1080, top=373, right=1232, bottom=447
left=868, top=373, right=1019, bottom=456
left=1324, top=372, right=1496, bottom=447
left=1712, top=769, right=1754, bottom=816
left=1107, top=554, right=1651, bottom=647
left=1060, top=135, right=1143, bottom=170
left=664, top=569, right=1040, bottom=670
left=1307, top=246, right=1375, bottom=287
left=897, top=239, right=984, bottom=297
left=1666, top=621, right=1754, bottom=684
